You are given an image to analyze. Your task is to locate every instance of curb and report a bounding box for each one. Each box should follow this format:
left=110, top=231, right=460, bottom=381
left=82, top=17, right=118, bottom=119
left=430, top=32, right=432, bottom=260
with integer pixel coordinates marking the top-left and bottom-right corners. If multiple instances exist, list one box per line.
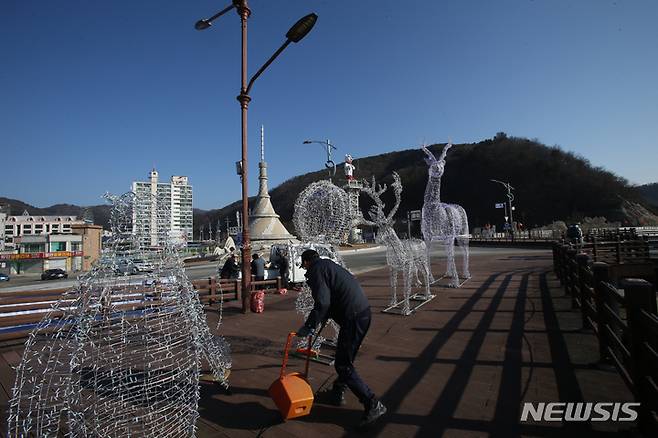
left=338, top=245, right=383, bottom=255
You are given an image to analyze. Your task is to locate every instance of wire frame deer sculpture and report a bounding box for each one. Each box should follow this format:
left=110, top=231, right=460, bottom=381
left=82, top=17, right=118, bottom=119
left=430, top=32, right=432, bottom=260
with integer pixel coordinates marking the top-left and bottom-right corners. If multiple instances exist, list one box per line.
left=421, top=142, right=471, bottom=287
left=360, top=172, right=432, bottom=315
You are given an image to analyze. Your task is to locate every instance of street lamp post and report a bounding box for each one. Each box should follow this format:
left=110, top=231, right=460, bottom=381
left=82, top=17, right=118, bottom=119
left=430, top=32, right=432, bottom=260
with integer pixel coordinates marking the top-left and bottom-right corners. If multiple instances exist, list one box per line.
left=302, top=139, right=337, bottom=179
left=196, top=2, right=317, bottom=312
left=491, top=179, right=515, bottom=236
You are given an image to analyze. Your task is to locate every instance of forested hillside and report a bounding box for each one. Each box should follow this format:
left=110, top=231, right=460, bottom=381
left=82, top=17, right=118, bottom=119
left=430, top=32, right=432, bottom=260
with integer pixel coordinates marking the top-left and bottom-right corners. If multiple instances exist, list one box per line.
left=638, top=183, right=658, bottom=207
left=197, top=133, right=657, bottom=235
left=5, top=134, right=655, bottom=236
left=0, top=197, right=111, bottom=230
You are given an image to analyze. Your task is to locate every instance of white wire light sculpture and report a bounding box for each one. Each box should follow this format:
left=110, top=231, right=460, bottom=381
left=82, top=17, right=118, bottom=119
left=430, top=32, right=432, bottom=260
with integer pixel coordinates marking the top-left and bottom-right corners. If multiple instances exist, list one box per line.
left=293, top=180, right=353, bottom=245
left=421, top=143, right=471, bottom=288
left=359, top=173, right=432, bottom=315
left=8, top=192, right=231, bottom=438
left=292, top=180, right=353, bottom=351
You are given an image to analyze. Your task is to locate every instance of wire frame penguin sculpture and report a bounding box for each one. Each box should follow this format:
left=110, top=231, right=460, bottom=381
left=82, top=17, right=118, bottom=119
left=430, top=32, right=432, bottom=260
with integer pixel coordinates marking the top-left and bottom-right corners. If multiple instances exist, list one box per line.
left=8, top=192, right=231, bottom=438
left=359, top=172, right=433, bottom=315
left=421, top=142, right=471, bottom=287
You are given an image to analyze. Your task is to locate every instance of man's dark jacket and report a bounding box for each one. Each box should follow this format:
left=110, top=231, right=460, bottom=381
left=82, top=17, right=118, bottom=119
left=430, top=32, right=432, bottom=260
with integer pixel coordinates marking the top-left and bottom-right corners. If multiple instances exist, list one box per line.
left=251, top=257, right=266, bottom=277
left=303, top=258, right=370, bottom=329
left=220, top=257, right=240, bottom=279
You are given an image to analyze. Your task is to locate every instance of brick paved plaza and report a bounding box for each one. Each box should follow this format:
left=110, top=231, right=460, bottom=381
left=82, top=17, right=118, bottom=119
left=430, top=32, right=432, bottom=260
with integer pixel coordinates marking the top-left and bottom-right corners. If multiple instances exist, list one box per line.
left=0, top=249, right=637, bottom=437
left=192, top=249, right=634, bottom=437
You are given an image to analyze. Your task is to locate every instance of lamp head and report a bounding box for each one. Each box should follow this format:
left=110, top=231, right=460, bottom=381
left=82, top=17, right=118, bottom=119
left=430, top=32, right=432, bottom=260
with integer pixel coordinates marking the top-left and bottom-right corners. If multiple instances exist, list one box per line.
left=195, top=19, right=212, bottom=30
left=302, top=140, right=312, bottom=144
left=286, top=13, right=318, bottom=43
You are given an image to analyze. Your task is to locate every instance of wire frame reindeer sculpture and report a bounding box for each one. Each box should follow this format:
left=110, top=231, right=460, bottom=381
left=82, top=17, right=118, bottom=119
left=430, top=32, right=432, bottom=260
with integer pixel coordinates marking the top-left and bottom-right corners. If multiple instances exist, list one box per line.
left=421, top=142, right=471, bottom=287
left=359, top=172, right=433, bottom=315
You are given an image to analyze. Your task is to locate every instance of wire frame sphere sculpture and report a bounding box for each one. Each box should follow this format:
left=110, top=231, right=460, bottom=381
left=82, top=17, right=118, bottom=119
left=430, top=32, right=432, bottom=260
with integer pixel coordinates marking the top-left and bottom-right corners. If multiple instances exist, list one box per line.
left=8, top=192, right=231, bottom=438
left=293, top=180, right=352, bottom=245
left=293, top=181, right=352, bottom=350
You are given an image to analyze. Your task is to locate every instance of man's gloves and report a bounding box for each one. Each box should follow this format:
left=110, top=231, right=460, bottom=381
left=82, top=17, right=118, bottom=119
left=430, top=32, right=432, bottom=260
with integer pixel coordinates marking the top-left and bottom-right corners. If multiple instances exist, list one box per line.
left=296, top=325, right=313, bottom=338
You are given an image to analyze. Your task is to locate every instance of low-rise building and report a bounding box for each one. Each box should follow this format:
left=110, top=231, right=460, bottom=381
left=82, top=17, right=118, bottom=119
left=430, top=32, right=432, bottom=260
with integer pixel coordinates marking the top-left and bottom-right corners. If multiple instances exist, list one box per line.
left=0, top=212, right=100, bottom=275
left=0, top=211, right=6, bottom=252
left=71, top=224, right=103, bottom=271
left=2, top=211, right=85, bottom=249
left=2, top=234, right=83, bottom=274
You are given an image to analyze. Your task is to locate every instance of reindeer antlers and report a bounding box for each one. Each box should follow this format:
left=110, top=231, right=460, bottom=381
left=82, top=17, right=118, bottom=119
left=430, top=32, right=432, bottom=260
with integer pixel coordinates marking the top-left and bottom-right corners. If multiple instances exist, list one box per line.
left=359, top=172, right=403, bottom=226
left=437, top=140, right=453, bottom=163
left=421, top=143, right=435, bottom=162
left=421, top=140, right=453, bottom=163
left=358, top=176, right=387, bottom=226
left=387, top=172, right=402, bottom=222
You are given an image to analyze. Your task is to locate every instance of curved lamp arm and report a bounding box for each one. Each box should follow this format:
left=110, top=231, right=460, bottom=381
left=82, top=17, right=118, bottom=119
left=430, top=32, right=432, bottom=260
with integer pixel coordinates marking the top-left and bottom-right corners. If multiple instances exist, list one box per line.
left=245, top=13, right=317, bottom=95
left=194, top=3, right=237, bottom=30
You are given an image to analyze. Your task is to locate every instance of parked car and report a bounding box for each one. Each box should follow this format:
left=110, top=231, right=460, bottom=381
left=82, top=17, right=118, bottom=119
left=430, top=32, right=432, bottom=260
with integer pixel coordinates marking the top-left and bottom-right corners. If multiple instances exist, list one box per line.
left=41, top=269, right=68, bottom=281
left=133, top=259, right=155, bottom=273
left=115, top=258, right=155, bottom=275
left=266, top=242, right=340, bottom=286
left=0, top=273, right=9, bottom=282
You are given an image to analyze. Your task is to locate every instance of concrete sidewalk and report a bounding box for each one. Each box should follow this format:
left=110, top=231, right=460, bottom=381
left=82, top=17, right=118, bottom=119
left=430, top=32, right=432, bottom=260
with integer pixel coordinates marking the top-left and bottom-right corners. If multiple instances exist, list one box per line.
left=194, top=249, right=635, bottom=437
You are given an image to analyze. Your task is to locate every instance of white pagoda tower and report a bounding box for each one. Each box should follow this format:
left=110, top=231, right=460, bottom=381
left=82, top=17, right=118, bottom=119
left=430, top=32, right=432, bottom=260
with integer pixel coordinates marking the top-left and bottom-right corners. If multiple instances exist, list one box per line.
left=249, top=126, right=296, bottom=247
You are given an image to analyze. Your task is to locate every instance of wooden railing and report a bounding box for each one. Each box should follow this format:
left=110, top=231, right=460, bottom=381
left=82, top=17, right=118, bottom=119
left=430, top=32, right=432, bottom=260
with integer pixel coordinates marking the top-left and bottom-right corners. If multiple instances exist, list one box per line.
left=553, top=243, right=658, bottom=435
left=0, top=276, right=284, bottom=341
left=555, top=238, right=656, bottom=266
left=583, top=228, right=640, bottom=242
left=193, top=276, right=283, bottom=306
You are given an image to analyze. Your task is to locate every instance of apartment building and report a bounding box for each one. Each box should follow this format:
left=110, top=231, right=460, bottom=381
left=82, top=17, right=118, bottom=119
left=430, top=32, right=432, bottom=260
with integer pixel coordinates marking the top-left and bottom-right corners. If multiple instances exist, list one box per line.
left=131, top=169, right=193, bottom=247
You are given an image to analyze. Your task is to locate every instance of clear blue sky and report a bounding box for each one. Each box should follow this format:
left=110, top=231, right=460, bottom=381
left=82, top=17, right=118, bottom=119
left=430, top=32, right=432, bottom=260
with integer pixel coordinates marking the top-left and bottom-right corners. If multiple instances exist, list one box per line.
left=2, top=0, right=657, bottom=210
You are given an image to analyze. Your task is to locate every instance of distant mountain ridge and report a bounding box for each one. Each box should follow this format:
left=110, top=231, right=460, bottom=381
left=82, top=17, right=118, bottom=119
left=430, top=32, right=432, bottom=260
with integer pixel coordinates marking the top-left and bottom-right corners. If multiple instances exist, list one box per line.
left=0, top=197, right=111, bottom=230
left=196, top=133, right=658, bottom=233
left=637, top=183, right=658, bottom=207
left=4, top=134, right=658, bottom=234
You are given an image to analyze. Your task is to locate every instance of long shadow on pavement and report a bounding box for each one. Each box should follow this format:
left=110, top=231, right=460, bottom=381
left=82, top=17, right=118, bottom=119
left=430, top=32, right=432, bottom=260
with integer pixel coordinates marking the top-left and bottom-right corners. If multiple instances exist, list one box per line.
left=357, top=272, right=501, bottom=437
left=198, top=383, right=283, bottom=431
left=355, top=268, right=597, bottom=438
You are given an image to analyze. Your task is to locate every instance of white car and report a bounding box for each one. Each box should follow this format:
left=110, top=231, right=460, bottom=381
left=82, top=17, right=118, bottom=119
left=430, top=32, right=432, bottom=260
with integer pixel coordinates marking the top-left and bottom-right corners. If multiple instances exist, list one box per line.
left=267, top=243, right=340, bottom=286
left=115, top=258, right=155, bottom=275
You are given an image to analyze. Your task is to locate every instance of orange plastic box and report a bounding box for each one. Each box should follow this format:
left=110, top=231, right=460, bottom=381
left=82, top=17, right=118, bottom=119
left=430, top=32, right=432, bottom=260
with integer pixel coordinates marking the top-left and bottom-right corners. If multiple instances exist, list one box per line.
left=268, top=332, right=314, bottom=420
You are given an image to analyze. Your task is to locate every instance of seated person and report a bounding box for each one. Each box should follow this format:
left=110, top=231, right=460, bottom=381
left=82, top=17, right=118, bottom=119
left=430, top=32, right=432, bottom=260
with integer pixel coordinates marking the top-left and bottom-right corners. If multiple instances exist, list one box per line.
left=250, top=253, right=270, bottom=281
left=220, top=251, right=240, bottom=279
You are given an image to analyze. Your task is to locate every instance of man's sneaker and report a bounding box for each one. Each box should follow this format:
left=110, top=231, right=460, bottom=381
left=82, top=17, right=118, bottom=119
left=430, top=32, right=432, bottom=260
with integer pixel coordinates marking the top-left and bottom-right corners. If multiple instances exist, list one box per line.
left=330, top=384, right=346, bottom=406
left=359, top=399, right=387, bottom=428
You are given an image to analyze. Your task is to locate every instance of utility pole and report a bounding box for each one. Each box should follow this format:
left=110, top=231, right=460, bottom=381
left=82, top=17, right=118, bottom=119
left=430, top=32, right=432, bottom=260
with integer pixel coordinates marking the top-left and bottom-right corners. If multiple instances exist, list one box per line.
left=407, top=211, right=411, bottom=239
left=491, top=179, right=515, bottom=236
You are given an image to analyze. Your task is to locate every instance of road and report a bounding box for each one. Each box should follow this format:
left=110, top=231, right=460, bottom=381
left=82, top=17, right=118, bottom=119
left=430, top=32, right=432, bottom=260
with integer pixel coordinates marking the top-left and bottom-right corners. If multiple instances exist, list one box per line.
left=340, top=245, right=548, bottom=274
left=0, top=246, right=548, bottom=293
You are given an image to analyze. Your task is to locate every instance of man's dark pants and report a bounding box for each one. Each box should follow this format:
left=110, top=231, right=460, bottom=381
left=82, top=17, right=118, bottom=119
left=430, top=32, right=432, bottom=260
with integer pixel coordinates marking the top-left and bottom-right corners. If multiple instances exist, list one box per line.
left=334, top=308, right=375, bottom=406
